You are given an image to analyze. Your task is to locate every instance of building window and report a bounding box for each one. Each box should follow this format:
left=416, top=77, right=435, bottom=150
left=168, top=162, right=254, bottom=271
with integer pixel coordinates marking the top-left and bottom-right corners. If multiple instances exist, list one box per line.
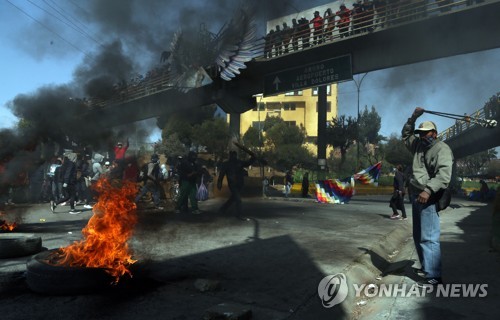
left=285, top=121, right=296, bottom=127
left=252, top=102, right=265, bottom=111
left=267, top=110, right=281, bottom=118
left=266, top=102, right=281, bottom=110
left=316, top=102, right=332, bottom=112
left=285, top=91, right=303, bottom=96
left=283, top=103, right=296, bottom=111
left=252, top=121, right=265, bottom=129
left=312, top=85, right=331, bottom=96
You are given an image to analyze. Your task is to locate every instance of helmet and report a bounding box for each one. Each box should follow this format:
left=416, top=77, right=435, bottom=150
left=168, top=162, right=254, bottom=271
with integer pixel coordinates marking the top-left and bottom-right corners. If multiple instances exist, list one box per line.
left=151, top=154, right=159, bottom=163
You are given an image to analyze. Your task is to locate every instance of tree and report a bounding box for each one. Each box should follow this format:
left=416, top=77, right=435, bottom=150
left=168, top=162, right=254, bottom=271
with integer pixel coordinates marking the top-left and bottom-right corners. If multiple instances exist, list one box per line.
left=358, top=105, right=383, bottom=144
left=263, top=116, right=284, bottom=132
left=383, top=134, right=413, bottom=167
left=242, top=126, right=263, bottom=151
left=265, top=144, right=315, bottom=172
left=325, top=115, right=358, bottom=171
left=159, top=104, right=217, bottom=148
left=161, top=115, right=194, bottom=147
left=253, top=117, right=313, bottom=170
left=192, top=117, right=230, bottom=164
left=265, top=120, right=306, bottom=148
left=158, top=133, right=188, bottom=161
left=456, top=149, right=497, bottom=177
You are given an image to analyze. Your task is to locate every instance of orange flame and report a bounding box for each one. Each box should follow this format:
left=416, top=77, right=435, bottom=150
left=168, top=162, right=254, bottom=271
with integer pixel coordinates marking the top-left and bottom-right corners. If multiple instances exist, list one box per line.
left=0, top=220, right=17, bottom=231
left=56, top=178, right=138, bottom=283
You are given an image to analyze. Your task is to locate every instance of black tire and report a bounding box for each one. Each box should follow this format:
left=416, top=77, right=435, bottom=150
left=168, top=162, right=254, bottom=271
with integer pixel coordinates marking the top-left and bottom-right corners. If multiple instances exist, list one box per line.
left=0, top=233, right=42, bottom=259
left=26, top=249, right=113, bottom=295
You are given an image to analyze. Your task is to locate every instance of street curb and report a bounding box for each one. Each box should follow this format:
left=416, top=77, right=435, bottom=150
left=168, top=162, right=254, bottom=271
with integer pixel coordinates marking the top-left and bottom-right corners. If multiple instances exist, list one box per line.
left=339, top=222, right=412, bottom=315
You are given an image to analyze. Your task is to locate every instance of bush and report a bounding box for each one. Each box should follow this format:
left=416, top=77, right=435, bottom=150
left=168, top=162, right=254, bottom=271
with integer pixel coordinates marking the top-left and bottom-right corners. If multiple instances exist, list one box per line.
left=377, top=175, right=393, bottom=187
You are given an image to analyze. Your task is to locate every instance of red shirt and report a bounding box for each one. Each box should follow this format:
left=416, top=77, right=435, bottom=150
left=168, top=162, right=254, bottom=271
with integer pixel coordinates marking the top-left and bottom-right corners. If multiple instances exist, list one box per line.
left=311, top=16, right=324, bottom=30
left=113, top=144, right=129, bottom=160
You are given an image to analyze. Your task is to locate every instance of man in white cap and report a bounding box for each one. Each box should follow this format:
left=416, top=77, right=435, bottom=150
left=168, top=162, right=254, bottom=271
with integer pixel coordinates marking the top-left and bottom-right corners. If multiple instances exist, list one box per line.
left=402, top=107, right=453, bottom=289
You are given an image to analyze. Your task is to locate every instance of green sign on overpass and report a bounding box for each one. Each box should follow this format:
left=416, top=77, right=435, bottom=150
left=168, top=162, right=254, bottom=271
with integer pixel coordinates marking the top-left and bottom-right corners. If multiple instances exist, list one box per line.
left=263, top=55, right=353, bottom=97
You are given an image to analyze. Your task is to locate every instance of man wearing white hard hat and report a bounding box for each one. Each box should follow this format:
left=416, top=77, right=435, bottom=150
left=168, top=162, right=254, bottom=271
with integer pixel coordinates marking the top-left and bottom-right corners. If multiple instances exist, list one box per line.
left=402, top=107, right=454, bottom=289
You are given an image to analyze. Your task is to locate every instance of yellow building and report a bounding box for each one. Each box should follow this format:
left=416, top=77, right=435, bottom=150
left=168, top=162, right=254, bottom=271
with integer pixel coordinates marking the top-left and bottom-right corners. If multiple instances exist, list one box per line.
left=237, top=85, right=338, bottom=153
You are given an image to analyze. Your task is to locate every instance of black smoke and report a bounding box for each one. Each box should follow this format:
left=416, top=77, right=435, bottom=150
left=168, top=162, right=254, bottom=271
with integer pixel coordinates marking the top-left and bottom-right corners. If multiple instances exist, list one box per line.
left=2, top=0, right=325, bottom=186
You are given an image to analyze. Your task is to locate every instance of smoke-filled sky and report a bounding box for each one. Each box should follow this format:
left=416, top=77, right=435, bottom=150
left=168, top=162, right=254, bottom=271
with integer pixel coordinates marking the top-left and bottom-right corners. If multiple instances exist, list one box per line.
left=1, top=0, right=499, bottom=142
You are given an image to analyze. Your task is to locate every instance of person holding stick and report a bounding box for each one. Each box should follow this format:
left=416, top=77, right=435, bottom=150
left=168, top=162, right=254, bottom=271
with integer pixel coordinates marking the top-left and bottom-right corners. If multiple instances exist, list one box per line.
left=217, top=144, right=256, bottom=218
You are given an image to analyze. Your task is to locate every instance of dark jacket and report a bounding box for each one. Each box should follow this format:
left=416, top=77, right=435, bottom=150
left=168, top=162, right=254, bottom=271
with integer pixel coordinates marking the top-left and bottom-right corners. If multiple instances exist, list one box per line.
left=393, top=170, right=405, bottom=194
left=178, top=159, right=199, bottom=183
left=218, top=156, right=255, bottom=189
left=61, top=158, right=77, bottom=186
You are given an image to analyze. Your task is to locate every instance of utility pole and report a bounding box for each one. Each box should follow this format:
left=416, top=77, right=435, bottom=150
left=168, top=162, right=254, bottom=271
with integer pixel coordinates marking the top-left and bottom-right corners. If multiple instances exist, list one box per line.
left=354, top=73, right=368, bottom=170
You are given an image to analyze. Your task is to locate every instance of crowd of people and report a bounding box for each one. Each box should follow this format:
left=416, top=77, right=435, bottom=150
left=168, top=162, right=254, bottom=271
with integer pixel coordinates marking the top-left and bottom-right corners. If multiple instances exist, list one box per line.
left=0, top=137, right=265, bottom=217
left=45, top=143, right=215, bottom=214
left=263, top=0, right=478, bottom=58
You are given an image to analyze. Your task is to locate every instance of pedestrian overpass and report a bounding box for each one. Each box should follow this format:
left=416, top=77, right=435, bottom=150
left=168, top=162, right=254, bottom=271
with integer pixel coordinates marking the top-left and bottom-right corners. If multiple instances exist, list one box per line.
left=438, top=100, right=500, bottom=158
left=80, top=0, right=500, bottom=157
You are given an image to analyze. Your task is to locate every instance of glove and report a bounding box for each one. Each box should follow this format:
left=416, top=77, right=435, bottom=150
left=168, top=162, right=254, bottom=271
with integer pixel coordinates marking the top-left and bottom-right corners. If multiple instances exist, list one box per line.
left=63, top=183, right=68, bottom=188
left=412, top=107, right=425, bottom=118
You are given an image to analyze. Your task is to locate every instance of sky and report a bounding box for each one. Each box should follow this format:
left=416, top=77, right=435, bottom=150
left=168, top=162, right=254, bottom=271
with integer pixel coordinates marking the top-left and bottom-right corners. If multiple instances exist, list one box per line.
left=1, top=0, right=499, bottom=145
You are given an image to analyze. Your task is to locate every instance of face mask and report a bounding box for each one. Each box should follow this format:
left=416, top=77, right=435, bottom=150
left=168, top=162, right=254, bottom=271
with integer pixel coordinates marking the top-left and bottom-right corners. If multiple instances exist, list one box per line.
left=421, top=136, right=435, bottom=147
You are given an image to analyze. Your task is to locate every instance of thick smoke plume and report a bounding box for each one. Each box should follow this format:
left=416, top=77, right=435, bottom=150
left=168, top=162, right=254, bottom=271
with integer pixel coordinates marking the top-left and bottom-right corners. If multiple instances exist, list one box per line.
left=2, top=0, right=319, bottom=185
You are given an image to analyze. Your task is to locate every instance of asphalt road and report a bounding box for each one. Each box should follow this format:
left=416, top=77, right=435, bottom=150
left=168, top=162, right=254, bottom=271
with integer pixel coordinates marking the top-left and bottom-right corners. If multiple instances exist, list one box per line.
left=0, top=195, right=419, bottom=320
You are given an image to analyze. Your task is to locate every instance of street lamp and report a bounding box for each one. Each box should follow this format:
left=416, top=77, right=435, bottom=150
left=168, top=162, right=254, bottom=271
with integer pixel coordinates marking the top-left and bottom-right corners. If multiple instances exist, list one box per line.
left=353, top=73, right=368, bottom=170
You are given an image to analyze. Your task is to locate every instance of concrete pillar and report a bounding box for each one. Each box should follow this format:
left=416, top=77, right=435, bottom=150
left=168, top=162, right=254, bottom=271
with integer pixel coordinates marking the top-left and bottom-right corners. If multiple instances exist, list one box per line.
left=229, top=113, right=241, bottom=138
left=317, top=85, right=327, bottom=179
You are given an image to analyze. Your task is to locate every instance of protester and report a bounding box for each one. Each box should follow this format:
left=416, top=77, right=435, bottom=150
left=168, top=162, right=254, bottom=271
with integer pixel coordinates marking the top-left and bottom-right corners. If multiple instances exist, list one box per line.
left=290, top=18, right=300, bottom=51
left=323, top=8, right=336, bottom=41
left=297, top=16, right=311, bottom=49
left=76, top=153, right=93, bottom=209
left=389, top=164, right=407, bottom=220
left=217, top=150, right=255, bottom=218
left=336, top=4, right=351, bottom=38
left=47, top=158, right=62, bottom=203
left=310, top=10, right=324, bottom=45
left=135, top=154, right=164, bottom=210
left=51, top=152, right=80, bottom=214
left=284, top=170, right=294, bottom=198
left=113, top=139, right=129, bottom=160
left=262, top=176, right=269, bottom=197
left=402, top=107, right=453, bottom=288
left=301, top=172, right=310, bottom=198
left=175, top=151, right=201, bottom=214
left=479, top=180, right=490, bottom=202
left=123, top=156, right=139, bottom=182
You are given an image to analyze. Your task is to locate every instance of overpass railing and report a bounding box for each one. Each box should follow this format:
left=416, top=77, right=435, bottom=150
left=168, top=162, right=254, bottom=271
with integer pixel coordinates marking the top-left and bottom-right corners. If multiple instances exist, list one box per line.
left=438, top=98, right=499, bottom=142
left=86, top=0, right=494, bottom=110
left=256, top=0, right=492, bottom=60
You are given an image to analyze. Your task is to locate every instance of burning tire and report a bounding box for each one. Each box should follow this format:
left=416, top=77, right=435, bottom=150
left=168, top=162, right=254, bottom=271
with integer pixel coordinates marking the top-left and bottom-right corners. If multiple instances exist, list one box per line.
left=26, top=249, right=113, bottom=295
left=0, top=233, right=42, bottom=259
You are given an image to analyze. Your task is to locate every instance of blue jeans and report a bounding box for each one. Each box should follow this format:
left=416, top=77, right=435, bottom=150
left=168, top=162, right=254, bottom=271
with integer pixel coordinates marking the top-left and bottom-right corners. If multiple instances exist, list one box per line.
left=411, top=195, right=442, bottom=279
left=135, top=182, right=160, bottom=207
